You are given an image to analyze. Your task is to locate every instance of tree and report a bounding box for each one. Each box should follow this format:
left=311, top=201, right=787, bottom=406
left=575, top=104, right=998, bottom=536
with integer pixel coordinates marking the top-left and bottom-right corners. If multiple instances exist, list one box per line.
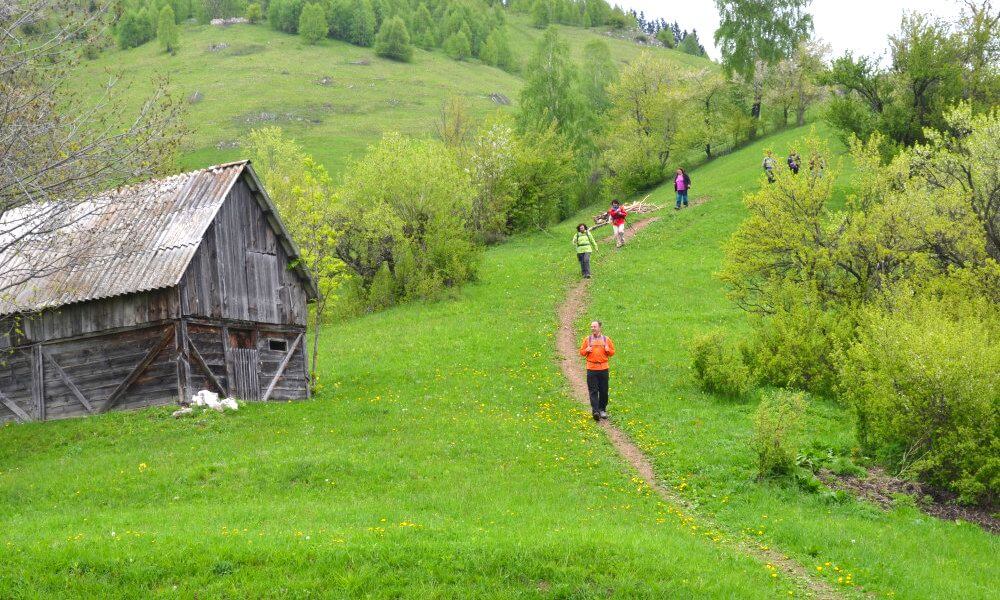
left=351, top=0, right=376, bottom=47
left=531, top=0, right=550, bottom=28
left=519, top=27, right=587, bottom=144
left=118, top=10, right=152, bottom=49
left=824, top=9, right=981, bottom=150
left=299, top=2, right=328, bottom=44
left=1, top=1, right=181, bottom=309
left=601, top=51, right=686, bottom=195
left=334, top=133, right=480, bottom=309
left=246, top=128, right=345, bottom=386
left=157, top=5, right=180, bottom=54
left=443, top=30, right=471, bottom=60
left=714, top=0, right=814, bottom=136
left=481, top=27, right=515, bottom=71
left=657, top=28, right=675, bottom=48
left=679, top=29, right=705, bottom=57
left=269, top=0, right=308, bottom=33
left=410, top=2, right=436, bottom=49
left=375, top=15, right=413, bottom=61
left=579, top=39, right=617, bottom=115
left=677, top=69, right=744, bottom=158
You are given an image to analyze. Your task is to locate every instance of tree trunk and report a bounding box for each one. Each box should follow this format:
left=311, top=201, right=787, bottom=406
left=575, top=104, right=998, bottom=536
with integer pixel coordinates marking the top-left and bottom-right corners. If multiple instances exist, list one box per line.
left=796, top=106, right=806, bottom=127
left=309, top=298, right=325, bottom=389
left=705, top=143, right=712, bottom=158
left=750, top=99, right=761, bottom=139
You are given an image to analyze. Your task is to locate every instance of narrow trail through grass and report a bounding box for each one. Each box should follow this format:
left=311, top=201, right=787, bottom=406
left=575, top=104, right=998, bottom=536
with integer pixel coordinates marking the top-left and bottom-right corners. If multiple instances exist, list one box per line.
left=556, top=217, right=844, bottom=600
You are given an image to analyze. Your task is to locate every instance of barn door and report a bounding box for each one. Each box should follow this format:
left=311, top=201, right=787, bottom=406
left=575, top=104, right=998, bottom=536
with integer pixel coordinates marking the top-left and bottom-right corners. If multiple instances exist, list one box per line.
left=232, top=348, right=261, bottom=401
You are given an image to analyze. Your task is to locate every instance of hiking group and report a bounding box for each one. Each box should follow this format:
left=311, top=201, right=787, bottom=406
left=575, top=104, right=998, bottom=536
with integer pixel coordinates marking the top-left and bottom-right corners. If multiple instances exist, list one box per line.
left=762, top=149, right=823, bottom=182
left=574, top=171, right=692, bottom=280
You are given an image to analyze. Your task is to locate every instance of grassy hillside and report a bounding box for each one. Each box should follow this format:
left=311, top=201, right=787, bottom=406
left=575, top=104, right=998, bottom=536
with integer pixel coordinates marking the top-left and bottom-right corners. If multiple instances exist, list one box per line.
left=586, top=123, right=999, bottom=598
left=4, top=124, right=993, bottom=597
left=70, top=16, right=707, bottom=176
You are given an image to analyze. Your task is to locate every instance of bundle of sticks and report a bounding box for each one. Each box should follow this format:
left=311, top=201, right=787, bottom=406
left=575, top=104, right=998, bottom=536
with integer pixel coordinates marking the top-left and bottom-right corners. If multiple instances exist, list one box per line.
left=591, top=195, right=661, bottom=228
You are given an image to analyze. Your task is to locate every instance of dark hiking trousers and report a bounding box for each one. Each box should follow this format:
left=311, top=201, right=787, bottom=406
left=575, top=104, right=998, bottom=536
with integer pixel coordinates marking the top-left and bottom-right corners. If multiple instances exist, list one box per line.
left=577, top=252, right=591, bottom=277
left=586, top=369, right=609, bottom=414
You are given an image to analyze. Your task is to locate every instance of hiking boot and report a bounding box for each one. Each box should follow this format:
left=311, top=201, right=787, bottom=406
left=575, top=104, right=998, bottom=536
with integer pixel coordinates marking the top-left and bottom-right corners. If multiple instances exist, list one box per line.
left=592, top=412, right=601, bottom=422
left=599, top=411, right=608, bottom=419
left=674, top=206, right=680, bottom=210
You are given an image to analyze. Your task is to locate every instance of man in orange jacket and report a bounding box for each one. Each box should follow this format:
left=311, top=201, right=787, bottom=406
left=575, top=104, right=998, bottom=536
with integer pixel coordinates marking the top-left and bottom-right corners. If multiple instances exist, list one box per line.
left=579, top=320, right=616, bottom=421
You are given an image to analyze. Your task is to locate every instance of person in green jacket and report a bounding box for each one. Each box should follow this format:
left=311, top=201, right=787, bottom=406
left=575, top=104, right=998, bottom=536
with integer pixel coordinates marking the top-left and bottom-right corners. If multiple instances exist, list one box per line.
left=573, top=223, right=597, bottom=279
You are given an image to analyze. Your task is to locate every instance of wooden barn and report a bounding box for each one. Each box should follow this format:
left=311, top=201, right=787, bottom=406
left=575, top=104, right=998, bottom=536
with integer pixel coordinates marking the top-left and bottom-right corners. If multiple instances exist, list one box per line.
left=0, top=161, right=317, bottom=423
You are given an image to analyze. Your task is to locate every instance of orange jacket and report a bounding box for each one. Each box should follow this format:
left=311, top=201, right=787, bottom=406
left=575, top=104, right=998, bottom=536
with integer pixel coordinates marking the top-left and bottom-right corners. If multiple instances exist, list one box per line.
left=579, top=335, right=615, bottom=370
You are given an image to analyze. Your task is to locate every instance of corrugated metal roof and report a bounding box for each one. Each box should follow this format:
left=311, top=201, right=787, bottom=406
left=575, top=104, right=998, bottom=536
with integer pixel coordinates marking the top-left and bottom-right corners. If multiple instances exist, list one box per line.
left=0, top=160, right=315, bottom=317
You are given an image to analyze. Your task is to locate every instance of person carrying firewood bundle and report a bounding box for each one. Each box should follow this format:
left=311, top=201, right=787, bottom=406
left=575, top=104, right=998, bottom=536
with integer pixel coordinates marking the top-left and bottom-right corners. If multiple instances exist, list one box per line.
left=608, top=200, right=628, bottom=247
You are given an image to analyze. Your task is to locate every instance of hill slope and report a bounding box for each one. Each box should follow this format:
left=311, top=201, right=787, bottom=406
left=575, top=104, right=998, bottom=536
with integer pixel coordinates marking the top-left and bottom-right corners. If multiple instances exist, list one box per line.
left=71, top=16, right=710, bottom=176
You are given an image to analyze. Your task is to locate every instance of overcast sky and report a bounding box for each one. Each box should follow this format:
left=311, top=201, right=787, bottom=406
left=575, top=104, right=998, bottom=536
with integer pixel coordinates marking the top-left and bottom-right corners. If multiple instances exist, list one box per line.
left=619, top=0, right=969, bottom=62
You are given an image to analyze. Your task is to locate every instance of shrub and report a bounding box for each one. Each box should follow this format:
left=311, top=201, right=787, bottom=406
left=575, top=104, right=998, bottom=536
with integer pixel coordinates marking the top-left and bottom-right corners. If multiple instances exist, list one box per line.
left=443, top=30, right=471, bottom=60
left=839, top=298, right=1000, bottom=505
left=747, top=295, right=855, bottom=398
left=374, top=16, right=412, bottom=62
left=689, top=330, right=756, bottom=399
left=752, top=390, right=807, bottom=479
left=245, top=2, right=262, bottom=23
left=298, top=2, right=327, bottom=44
left=117, top=10, right=154, bottom=49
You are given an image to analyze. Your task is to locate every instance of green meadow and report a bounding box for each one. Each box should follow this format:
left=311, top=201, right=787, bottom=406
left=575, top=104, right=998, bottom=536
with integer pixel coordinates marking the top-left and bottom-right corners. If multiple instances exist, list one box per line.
left=2, top=121, right=995, bottom=597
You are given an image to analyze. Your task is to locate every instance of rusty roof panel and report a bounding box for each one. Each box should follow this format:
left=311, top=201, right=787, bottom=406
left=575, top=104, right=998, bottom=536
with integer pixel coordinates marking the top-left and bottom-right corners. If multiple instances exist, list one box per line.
left=0, top=162, right=247, bottom=316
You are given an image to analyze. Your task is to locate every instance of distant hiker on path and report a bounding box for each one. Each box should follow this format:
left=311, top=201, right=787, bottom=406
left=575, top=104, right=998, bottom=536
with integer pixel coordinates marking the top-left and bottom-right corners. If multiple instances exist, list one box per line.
left=762, top=151, right=777, bottom=183
left=608, top=200, right=628, bottom=247
left=573, top=223, right=597, bottom=279
left=579, top=320, right=615, bottom=421
left=787, top=151, right=801, bottom=175
left=674, top=168, right=691, bottom=210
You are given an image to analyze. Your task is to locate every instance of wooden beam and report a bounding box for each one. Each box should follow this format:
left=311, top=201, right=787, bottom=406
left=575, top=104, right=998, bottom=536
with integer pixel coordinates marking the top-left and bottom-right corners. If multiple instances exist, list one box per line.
left=0, top=389, right=32, bottom=423
left=102, top=327, right=175, bottom=413
left=261, top=332, right=304, bottom=402
left=41, top=348, right=95, bottom=414
left=187, top=338, right=228, bottom=396
left=31, top=344, right=44, bottom=421
left=299, top=332, right=311, bottom=400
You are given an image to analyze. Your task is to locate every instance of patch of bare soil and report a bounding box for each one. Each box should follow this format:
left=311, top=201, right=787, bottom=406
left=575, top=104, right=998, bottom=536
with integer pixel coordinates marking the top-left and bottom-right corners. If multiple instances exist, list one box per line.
left=555, top=213, right=845, bottom=599
left=818, top=468, right=998, bottom=534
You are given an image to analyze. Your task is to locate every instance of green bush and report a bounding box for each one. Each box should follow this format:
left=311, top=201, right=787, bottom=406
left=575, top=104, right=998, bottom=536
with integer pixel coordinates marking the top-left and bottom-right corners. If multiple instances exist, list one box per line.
left=298, top=2, right=327, bottom=44
left=374, top=16, right=412, bottom=62
left=245, top=2, right=262, bottom=23
left=752, top=390, right=807, bottom=479
left=839, top=298, right=1000, bottom=505
left=689, top=330, right=756, bottom=399
left=747, top=293, right=855, bottom=398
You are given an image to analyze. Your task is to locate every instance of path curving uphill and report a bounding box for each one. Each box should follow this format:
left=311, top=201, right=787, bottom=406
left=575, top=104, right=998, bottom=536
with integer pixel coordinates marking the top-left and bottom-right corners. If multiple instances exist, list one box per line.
left=556, top=215, right=845, bottom=600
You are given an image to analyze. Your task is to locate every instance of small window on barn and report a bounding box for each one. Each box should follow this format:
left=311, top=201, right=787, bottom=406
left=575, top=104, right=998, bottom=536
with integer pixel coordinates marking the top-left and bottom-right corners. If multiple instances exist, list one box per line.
left=268, top=339, right=288, bottom=352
